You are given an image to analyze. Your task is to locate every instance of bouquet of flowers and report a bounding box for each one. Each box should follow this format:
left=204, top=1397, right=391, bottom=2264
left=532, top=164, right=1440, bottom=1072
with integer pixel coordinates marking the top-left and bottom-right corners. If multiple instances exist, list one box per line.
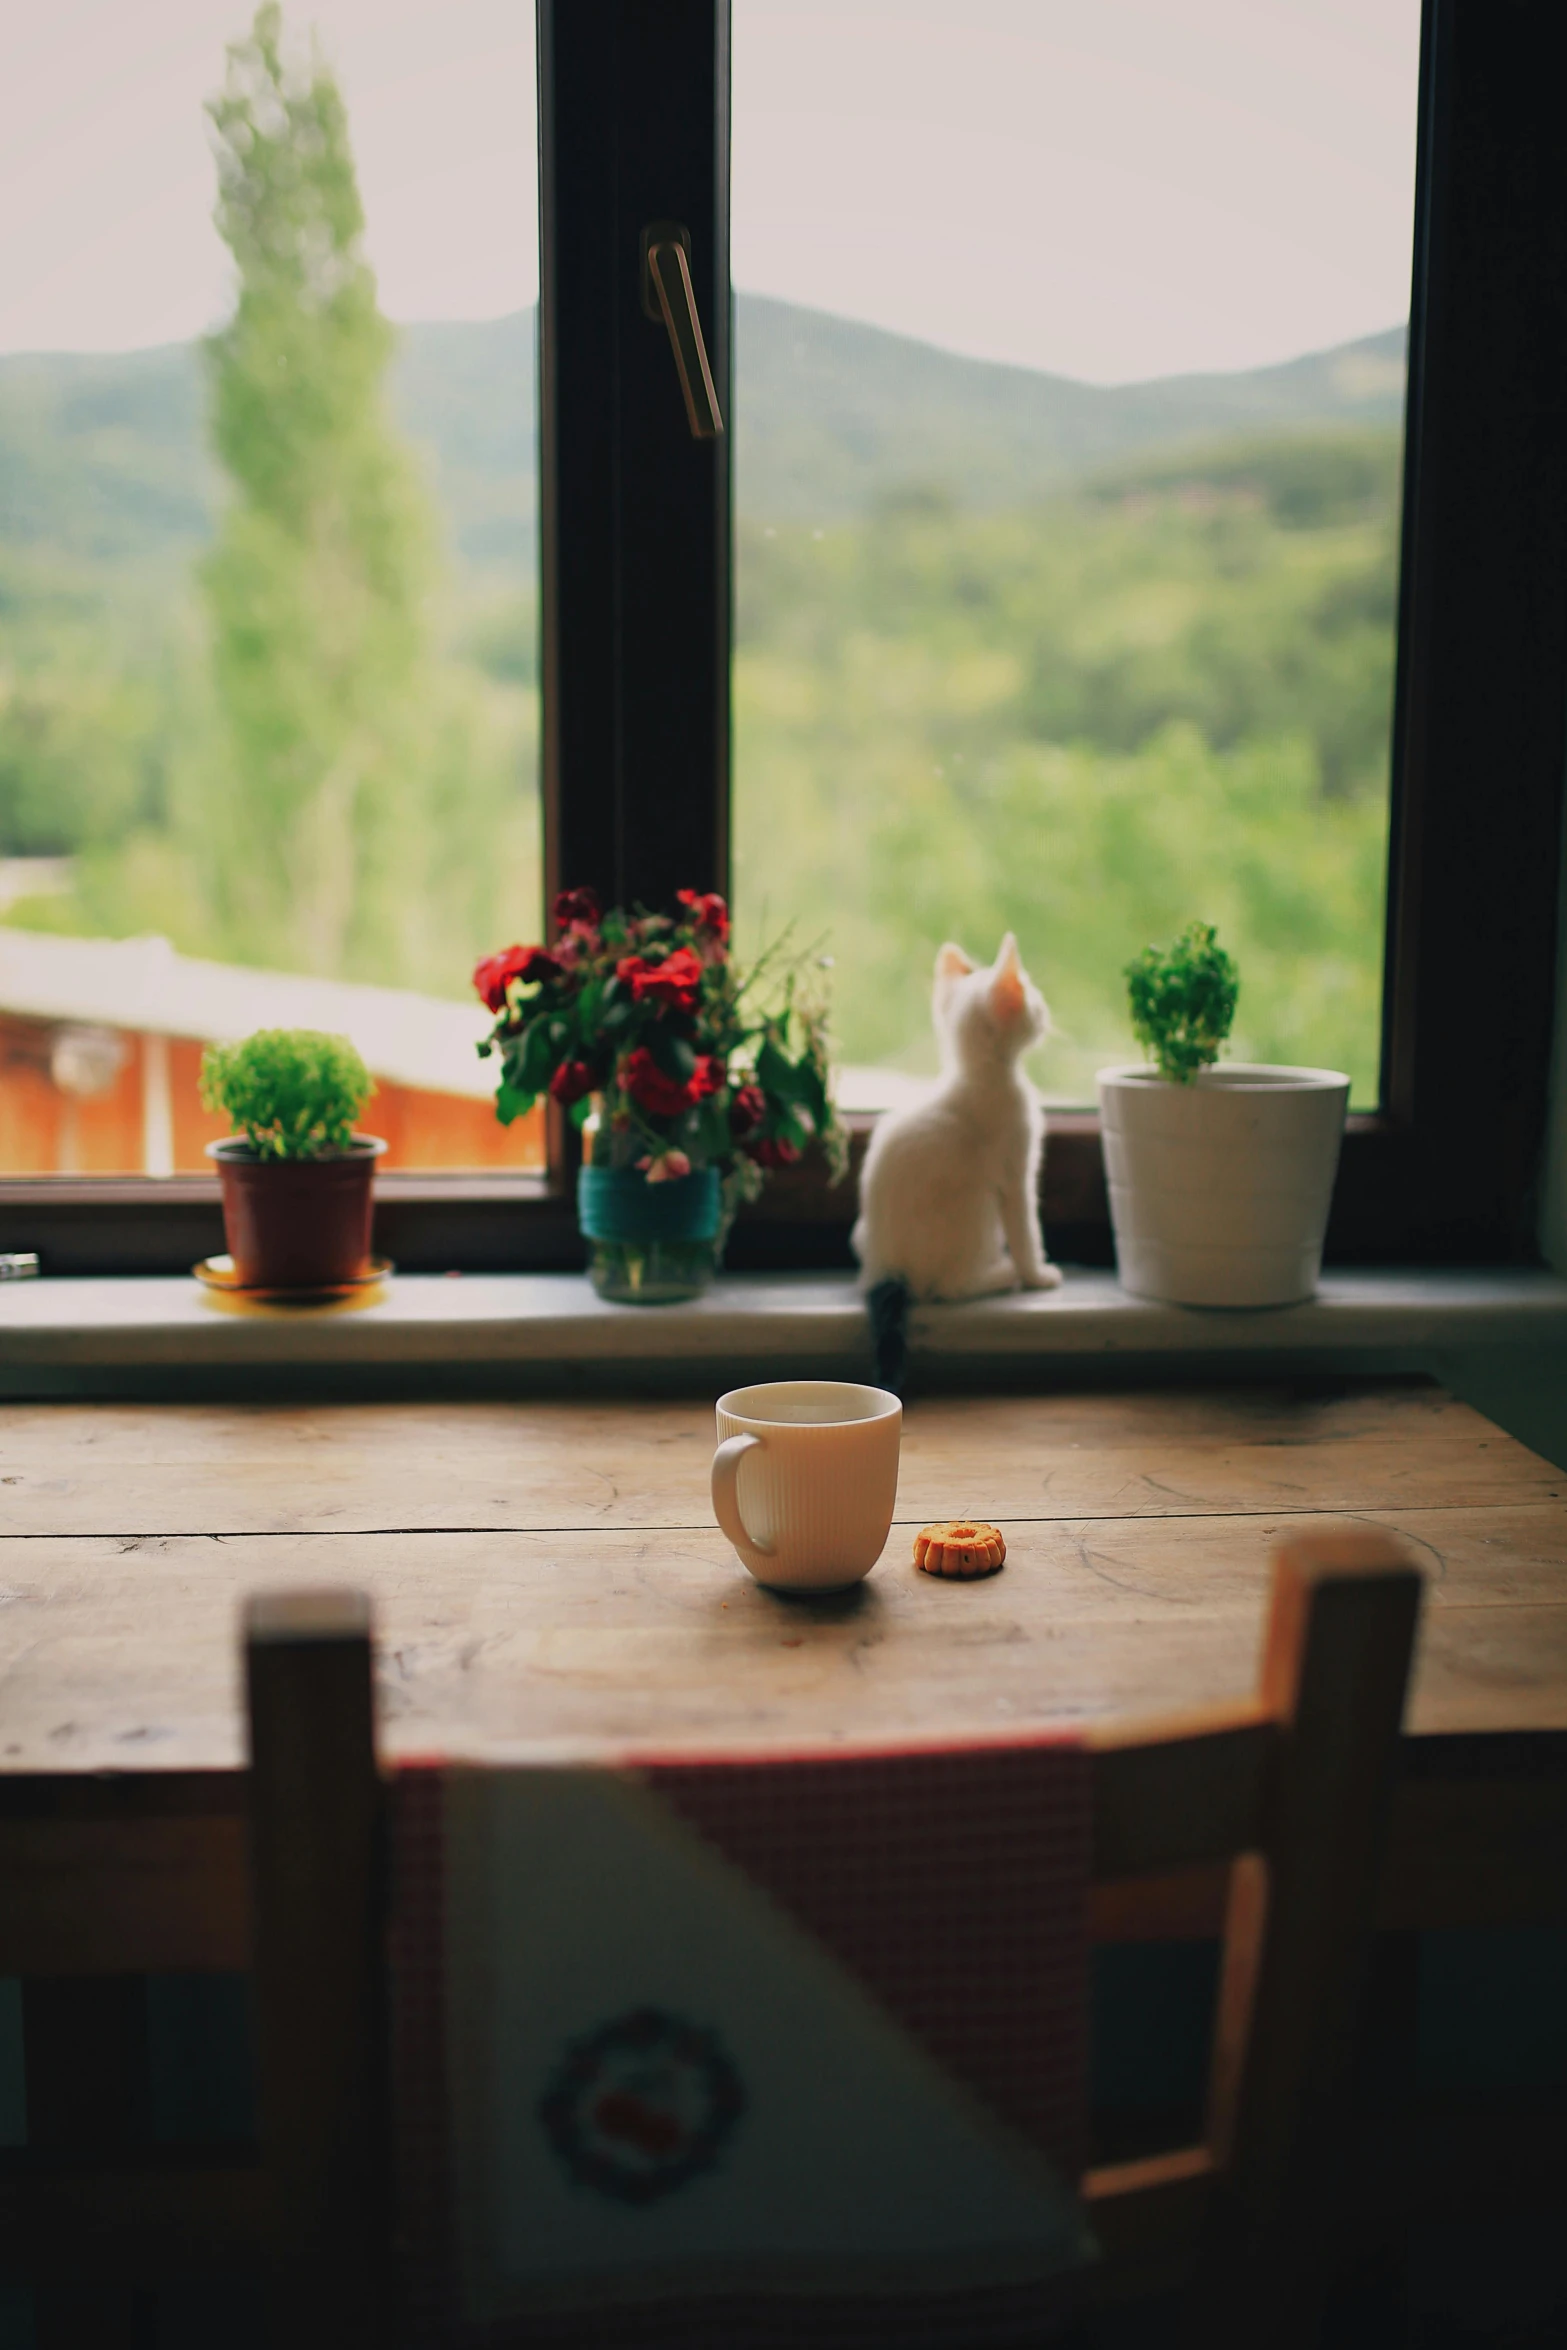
left=474, top=887, right=843, bottom=1219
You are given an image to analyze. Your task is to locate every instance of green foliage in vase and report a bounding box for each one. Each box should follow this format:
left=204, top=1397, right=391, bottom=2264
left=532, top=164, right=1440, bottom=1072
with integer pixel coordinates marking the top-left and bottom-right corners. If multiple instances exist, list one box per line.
left=475, top=888, right=843, bottom=1201
left=1124, top=921, right=1239, bottom=1084
left=200, top=1028, right=373, bottom=1158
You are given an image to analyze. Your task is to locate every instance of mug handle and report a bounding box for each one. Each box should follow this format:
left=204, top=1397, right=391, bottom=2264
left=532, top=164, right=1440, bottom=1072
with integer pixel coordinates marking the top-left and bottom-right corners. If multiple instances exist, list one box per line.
left=711, top=1432, right=775, bottom=1567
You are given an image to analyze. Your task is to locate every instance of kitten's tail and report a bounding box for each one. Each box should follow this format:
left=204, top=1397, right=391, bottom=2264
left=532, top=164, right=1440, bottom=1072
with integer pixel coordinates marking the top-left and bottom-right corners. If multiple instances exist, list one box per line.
left=866, top=1276, right=912, bottom=1398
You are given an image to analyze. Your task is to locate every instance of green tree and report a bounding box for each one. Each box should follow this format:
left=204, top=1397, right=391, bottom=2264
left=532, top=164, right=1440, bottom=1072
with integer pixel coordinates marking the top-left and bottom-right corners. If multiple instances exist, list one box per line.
left=4, top=5, right=541, bottom=995
left=200, top=1, right=435, bottom=979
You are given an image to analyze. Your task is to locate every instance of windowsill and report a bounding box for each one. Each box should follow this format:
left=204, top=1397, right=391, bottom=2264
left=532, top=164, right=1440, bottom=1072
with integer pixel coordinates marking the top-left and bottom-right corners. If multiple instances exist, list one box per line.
left=3, top=1265, right=1566, bottom=1396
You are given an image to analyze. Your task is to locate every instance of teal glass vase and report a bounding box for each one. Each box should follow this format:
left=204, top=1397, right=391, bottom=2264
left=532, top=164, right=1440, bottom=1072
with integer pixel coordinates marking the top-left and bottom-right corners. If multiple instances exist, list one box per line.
left=576, top=1164, right=723, bottom=1304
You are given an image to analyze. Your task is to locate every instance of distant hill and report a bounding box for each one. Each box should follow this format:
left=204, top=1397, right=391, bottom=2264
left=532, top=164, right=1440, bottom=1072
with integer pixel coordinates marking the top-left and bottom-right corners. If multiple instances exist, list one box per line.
left=733, top=297, right=1405, bottom=520
left=0, top=296, right=1406, bottom=576
left=0, top=343, right=212, bottom=570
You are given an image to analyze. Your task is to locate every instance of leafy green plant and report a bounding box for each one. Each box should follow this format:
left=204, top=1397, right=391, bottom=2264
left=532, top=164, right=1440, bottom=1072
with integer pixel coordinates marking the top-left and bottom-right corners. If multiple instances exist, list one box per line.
left=1125, top=921, right=1239, bottom=1084
left=200, top=1029, right=373, bottom=1158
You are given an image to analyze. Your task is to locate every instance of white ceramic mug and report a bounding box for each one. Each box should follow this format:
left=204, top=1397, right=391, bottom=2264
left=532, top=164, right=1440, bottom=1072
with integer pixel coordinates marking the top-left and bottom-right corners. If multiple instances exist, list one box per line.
left=711, top=1380, right=903, bottom=1591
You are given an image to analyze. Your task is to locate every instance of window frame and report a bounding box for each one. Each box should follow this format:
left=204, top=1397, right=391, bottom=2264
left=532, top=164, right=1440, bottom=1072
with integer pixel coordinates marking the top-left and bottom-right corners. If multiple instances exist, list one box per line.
left=3, top=0, right=1564, bottom=1279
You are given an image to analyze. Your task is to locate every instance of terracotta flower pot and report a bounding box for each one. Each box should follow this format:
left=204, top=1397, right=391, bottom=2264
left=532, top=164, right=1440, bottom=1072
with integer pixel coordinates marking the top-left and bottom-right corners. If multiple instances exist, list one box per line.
left=207, top=1137, right=387, bottom=1291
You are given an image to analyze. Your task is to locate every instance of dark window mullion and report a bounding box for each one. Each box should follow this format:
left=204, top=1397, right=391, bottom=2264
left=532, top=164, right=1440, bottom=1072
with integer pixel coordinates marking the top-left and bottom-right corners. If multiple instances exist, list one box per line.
left=1372, top=0, right=1567, bottom=1258
left=538, top=0, right=731, bottom=920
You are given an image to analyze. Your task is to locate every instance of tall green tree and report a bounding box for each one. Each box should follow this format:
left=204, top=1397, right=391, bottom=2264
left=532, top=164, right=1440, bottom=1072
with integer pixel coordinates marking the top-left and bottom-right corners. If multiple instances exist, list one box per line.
left=201, top=1, right=434, bottom=979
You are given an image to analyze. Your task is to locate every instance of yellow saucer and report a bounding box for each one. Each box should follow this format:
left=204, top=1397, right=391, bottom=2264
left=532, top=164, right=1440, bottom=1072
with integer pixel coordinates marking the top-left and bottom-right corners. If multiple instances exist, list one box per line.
left=193, top=1253, right=394, bottom=1302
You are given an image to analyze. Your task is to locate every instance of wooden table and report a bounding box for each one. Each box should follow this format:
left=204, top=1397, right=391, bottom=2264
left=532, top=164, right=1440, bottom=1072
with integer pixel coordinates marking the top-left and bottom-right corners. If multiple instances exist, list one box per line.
left=2, top=1377, right=1566, bottom=1777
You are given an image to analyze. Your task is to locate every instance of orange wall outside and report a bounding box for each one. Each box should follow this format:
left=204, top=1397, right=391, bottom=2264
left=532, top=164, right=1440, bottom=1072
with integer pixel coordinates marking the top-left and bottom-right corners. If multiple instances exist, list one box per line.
left=170, top=1038, right=230, bottom=1168
left=357, top=1073, right=545, bottom=1171
left=0, top=1016, right=544, bottom=1174
left=0, top=1014, right=147, bottom=1174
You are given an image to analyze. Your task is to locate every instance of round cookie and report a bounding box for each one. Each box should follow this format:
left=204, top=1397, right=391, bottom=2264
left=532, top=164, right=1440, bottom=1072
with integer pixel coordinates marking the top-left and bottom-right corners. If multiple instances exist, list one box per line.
left=913, top=1521, right=1006, bottom=1579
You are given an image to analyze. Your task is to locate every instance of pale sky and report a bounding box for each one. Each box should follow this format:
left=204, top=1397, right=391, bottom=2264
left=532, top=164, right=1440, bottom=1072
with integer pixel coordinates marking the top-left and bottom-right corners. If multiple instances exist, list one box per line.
left=0, top=0, right=1420, bottom=383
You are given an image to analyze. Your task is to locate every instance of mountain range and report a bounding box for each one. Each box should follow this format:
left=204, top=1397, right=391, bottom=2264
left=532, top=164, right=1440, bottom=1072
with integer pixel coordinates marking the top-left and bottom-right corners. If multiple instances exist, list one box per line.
left=0, top=294, right=1406, bottom=577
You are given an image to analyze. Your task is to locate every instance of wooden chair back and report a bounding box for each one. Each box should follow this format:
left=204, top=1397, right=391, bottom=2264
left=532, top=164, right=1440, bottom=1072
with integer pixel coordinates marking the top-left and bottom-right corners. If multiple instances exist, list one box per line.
left=1083, top=1530, right=1422, bottom=2344
left=240, top=1528, right=1421, bottom=2350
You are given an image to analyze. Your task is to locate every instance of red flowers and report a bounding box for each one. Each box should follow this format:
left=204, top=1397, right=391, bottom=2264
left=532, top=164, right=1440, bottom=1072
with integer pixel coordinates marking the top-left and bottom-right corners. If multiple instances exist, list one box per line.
left=676, top=889, right=730, bottom=943
left=548, top=1060, right=596, bottom=1107
left=620, top=1047, right=723, bottom=1118
left=615, top=945, right=704, bottom=1012
left=728, top=1082, right=766, bottom=1137
left=473, top=944, right=559, bottom=1012
left=474, top=883, right=841, bottom=1195
left=552, top=886, right=600, bottom=931
left=621, top=1047, right=697, bottom=1118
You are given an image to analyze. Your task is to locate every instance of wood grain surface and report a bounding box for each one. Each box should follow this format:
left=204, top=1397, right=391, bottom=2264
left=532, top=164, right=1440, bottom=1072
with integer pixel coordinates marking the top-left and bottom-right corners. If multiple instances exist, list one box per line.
left=1, top=1383, right=1564, bottom=1770
left=1, top=1384, right=1558, bottom=1537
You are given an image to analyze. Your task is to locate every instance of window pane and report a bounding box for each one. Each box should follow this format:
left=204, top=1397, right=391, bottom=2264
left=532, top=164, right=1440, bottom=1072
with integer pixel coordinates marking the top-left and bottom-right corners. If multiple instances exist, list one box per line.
left=0, top=0, right=540, bottom=1174
left=732, top=0, right=1420, bottom=1110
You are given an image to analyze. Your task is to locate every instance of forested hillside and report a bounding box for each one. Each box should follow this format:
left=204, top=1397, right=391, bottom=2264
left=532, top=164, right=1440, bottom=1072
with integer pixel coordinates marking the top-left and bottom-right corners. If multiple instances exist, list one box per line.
left=0, top=296, right=1404, bottom=561
left=733, top=423, right=1399, bottom=1100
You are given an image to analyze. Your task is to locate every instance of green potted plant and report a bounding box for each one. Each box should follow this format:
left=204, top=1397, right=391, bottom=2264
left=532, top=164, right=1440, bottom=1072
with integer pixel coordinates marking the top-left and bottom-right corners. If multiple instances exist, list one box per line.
left=474, top=887, right=844, bottom=1302
left=1098, top=922, right=1349, bottom=1307
left=200, top=1029, right=384, bottom=1290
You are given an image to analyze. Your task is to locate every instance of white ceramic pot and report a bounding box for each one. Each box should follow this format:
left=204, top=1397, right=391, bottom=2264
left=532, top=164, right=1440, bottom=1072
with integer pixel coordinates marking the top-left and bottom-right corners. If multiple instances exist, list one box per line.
left=1097, top=1063, right=1350, bottom=1308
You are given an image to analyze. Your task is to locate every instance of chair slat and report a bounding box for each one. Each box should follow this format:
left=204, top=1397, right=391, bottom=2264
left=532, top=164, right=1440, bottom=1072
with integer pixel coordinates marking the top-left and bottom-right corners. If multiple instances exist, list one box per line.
left=3, top=1732, right=1558, bottom=1965
left=1089, top=1713, right=1272, bottom=1879
left=0, top=1815, right=249, bottom=1975
left=0, top=2156, right=267, bottom=2284
left=246, top=1587, right=386, bottom=2350
left=1200, top=1529, right=1422, bottom=2348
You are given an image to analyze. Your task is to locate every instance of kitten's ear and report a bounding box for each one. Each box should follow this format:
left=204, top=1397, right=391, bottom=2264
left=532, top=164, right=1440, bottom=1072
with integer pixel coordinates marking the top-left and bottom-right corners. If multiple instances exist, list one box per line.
left=935, top=943, right=975, bottom=982
left=990, top=932, right=1026, bottom=1022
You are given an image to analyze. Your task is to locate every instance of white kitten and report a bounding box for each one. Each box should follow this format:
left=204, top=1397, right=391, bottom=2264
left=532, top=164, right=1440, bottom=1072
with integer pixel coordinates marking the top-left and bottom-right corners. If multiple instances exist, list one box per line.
left=852, top=934, right=1062, bottom=1301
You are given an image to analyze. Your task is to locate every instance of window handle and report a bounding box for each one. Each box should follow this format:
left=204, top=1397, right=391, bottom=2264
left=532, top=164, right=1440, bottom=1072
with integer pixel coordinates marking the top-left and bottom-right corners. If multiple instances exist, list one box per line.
left=641, top=222, right=724, bottom=440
